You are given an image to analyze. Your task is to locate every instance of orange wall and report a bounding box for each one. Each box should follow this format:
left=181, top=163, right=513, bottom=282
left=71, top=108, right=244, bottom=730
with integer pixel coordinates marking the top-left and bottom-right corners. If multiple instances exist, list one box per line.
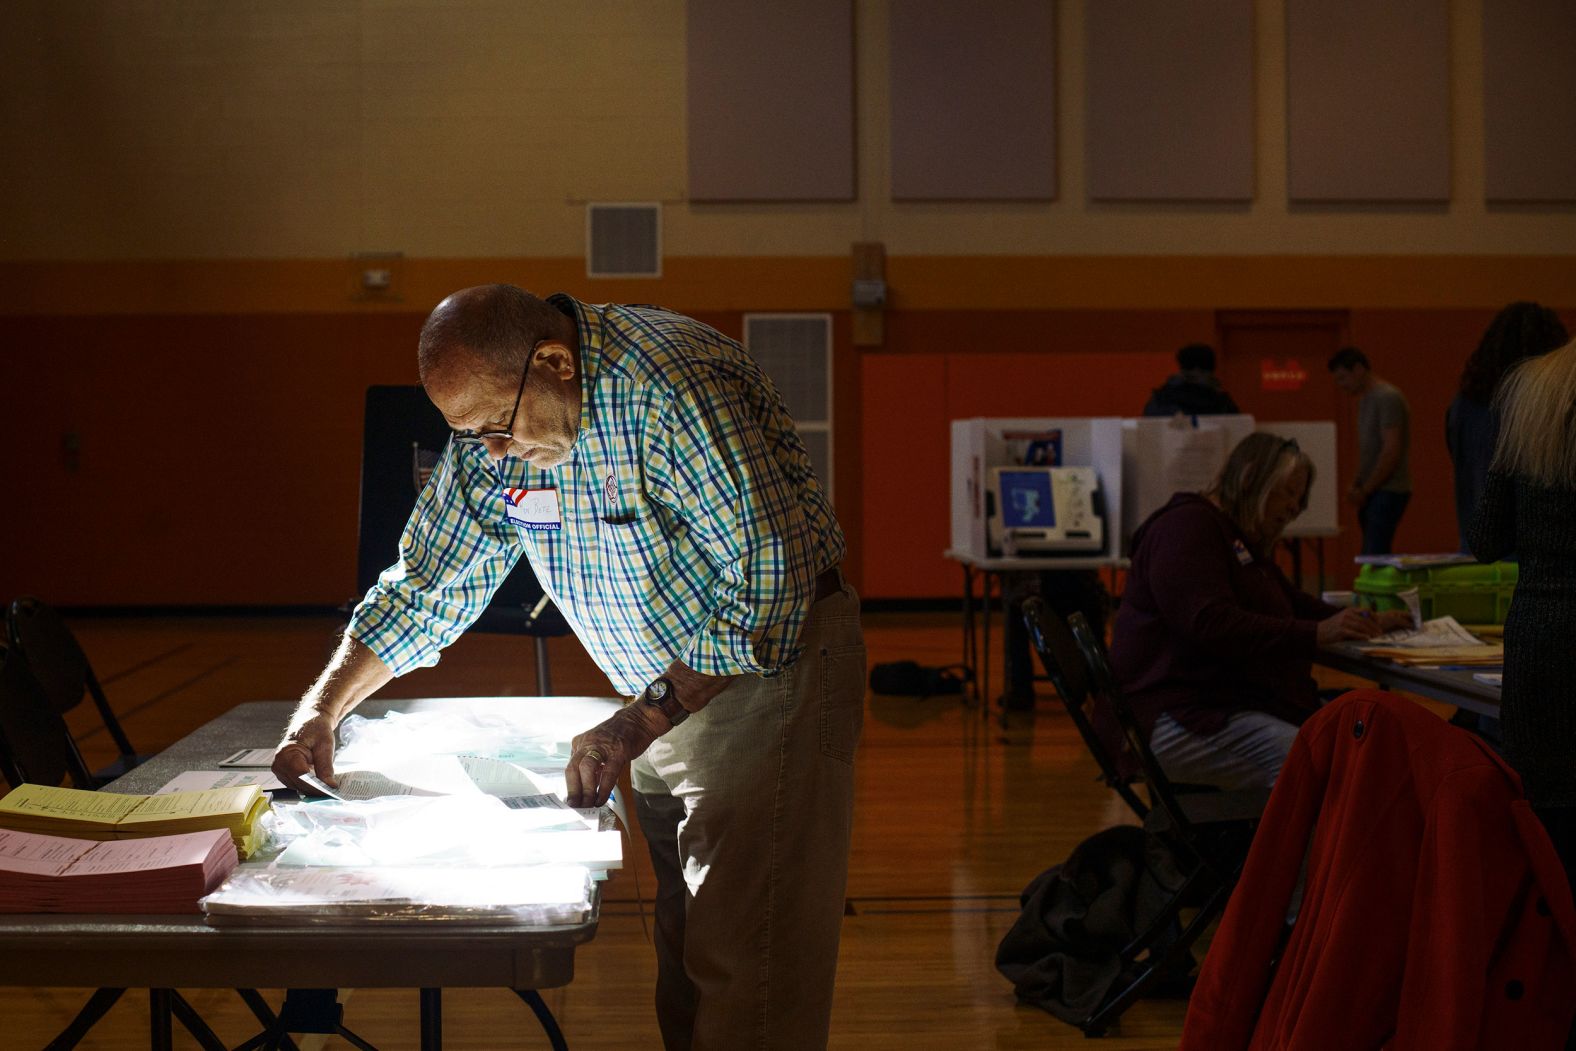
left=3, top=262, right=1571, bottom=606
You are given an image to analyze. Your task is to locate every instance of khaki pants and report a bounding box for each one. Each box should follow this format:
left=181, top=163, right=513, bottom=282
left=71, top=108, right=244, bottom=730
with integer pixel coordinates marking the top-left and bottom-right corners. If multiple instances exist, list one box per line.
left=631, top=582, right=866, bottom=1050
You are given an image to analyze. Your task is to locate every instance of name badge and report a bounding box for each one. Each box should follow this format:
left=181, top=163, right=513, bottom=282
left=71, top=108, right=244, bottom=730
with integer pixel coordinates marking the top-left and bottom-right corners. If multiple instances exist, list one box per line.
left=1232, top=539, right=1254, bottom=566
left=503, top=488, right=562, bottom=531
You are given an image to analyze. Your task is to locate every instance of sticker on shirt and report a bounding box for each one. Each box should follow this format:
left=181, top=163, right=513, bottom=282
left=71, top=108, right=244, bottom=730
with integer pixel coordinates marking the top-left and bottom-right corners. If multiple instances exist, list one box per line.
left=1232, top=539, right=1254, bottom=566
left=502, top=487, right=562, bottom=531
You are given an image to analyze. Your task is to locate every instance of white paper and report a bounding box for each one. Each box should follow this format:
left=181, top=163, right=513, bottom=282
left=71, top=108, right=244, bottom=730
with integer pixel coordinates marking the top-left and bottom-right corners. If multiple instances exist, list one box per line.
left=155, top=770, right=284, bottom=795
left=218, top=749, right=280, bottom=769
left=1161, top=422, right=1228, bottom=496
left=458, top=755, right=556, bottom=797
left=333, top=755, right=485, bottom=800
left=1357, top=616, right=1483, bottom=650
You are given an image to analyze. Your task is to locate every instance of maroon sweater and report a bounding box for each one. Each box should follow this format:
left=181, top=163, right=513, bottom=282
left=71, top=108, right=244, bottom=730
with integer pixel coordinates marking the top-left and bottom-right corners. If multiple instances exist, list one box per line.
left=1111, top=493, right=1338, bottom=738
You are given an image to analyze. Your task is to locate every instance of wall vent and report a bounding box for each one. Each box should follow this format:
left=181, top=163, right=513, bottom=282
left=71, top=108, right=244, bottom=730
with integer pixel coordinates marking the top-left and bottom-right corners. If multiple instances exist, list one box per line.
left=744, top=313, right=835, bottom=497
left=586, top=202, right=662, bottom=278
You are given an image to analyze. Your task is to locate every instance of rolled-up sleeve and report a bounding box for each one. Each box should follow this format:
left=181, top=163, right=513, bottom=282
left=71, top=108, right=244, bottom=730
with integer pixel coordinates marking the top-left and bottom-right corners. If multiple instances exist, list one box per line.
left=644, top=376, right=818, bottom=678
left=348, top=441, right=523, bottom=676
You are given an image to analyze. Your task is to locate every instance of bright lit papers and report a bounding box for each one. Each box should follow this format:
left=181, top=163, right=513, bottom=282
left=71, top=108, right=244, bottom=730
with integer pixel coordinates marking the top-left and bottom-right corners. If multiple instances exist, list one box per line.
left=201, top=864, right=594, bottom=926
left=0, top=827, right=237, bottom=913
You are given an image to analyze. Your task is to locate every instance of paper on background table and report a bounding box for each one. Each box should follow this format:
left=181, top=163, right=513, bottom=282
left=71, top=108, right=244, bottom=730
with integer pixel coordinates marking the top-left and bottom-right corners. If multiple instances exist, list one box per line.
left=218, top=748, right=280, bottom=768
left=1364, top=645, right=1504, bottom=665
left=1357, top=616, right=1482, bottom=650
left=1474, top=672, right=1504, bottom=686
left=156, top=770, right=285, bottom=794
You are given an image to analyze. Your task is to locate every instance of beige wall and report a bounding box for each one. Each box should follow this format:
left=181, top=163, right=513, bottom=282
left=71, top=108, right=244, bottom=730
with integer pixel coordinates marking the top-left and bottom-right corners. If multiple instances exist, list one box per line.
left=2, top=0, right=1573, bottom=263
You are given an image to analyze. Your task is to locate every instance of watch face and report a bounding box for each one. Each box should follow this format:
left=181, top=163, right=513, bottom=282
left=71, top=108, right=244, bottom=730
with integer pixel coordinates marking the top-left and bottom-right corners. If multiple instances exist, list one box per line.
left=647, top=679, right=669, bottom=701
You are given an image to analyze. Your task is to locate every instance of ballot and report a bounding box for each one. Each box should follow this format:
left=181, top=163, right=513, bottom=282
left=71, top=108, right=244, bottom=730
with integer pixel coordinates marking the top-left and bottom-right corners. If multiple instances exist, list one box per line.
left=0, top=826, right=238, bottom=913
left=0, top=783, right=270, bottom=859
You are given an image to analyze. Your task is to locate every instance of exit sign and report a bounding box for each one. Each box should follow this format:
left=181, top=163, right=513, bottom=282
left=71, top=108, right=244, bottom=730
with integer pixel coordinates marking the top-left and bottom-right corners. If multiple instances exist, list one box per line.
left=1261, top=358, right=1308, bottom=391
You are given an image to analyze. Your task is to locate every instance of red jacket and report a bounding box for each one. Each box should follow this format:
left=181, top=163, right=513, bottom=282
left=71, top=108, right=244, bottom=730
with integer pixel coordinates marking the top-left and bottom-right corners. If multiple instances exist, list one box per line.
left=1181, top=690, right=1576, bottom=1051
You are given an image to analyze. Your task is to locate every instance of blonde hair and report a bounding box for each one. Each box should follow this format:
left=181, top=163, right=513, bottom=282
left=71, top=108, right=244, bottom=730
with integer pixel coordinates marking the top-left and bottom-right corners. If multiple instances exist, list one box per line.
left=1492, top=337, right=1576, bottom=487
left=1205, top=432, right=1315, bottom=547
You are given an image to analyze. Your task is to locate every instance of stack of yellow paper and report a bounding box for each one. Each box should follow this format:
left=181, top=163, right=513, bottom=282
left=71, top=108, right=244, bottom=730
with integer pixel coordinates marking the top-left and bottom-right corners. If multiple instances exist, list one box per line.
left=1363, top=644, right=1505, bottom=666
left=0, top=784, right=270, bottom=859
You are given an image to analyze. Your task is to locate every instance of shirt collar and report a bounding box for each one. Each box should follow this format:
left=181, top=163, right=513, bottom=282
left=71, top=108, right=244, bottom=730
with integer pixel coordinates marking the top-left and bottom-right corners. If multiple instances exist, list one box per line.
left=547, top=292, right=604, bottom=442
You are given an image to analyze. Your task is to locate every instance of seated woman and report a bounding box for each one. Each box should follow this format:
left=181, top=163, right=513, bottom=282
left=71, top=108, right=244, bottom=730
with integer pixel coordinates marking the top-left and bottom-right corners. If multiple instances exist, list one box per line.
left=1111, top=433, right=1410, bottom=790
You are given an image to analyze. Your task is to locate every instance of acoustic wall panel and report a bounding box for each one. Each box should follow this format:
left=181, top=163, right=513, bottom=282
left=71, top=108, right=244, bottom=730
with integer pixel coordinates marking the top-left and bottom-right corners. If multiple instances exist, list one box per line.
left=686, top=0, right=854, bottom=202
left=889, top=0, right=1057, bottom=201
left=1085, top=1, right=1254, bottom=202
left=1484, top=0, right=1576, bottom=203
left=1286, top=0, right=1451, bottom=203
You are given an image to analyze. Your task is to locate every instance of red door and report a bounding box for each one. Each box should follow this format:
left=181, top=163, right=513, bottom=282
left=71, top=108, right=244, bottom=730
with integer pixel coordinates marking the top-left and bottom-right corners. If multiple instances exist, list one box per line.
left=1216, top=310, right=1364, bottom=586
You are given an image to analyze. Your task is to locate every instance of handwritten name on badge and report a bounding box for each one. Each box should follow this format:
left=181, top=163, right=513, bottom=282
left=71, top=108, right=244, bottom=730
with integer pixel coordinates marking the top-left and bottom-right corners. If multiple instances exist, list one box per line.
left=503, top=487, right=562, bottom=531
left=1232, top=539, right=1254, bottom=566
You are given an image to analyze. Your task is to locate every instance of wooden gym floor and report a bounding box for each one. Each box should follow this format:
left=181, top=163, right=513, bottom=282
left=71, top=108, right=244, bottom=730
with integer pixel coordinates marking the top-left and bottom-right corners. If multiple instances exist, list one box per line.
left=4, top=609, right=1381, bottom=1050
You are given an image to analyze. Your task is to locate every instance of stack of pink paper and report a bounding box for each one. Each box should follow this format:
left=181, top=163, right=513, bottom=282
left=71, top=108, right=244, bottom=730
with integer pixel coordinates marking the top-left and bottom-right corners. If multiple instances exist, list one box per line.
left=0, top=826, right=238, bottom=914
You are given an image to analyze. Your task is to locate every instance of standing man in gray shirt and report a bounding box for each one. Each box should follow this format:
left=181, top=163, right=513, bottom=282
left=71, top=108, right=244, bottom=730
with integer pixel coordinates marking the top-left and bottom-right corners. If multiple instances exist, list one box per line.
left=1329, top=346, right=1411, bottom=554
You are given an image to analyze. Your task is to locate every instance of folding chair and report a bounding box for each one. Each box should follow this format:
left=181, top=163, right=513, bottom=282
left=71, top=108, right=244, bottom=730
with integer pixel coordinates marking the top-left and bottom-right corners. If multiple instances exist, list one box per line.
left=0, top=646, right=292, bottom=1051
left=7, top=597, right=150, bottom=785
left=1064, top=611, right=1268, bottom=1037
left=0, top=637, right=97, bottom=790
left=1021, top=597, right=1148, bottom=821
left=359, top=386, right=571, bottom=694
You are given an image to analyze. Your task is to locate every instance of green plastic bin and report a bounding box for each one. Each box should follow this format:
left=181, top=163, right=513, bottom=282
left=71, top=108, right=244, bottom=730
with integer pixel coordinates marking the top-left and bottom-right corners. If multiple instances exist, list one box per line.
left=1353, top=561, right=1518, bottom=625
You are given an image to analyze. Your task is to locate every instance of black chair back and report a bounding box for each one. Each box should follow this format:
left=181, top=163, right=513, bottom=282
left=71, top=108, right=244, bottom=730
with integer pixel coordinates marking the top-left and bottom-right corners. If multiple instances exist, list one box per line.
left=0, top=646, right=22, bottom=790
left=0, top=641, right=95, bottom=789
left=1022, top=597, right=1148, bottom=820
left=1058, top=610, right=1267, bottom=1036
left=8, top=597, right=141, bottom=773
left=1068, top=611, right=1262, bottom=875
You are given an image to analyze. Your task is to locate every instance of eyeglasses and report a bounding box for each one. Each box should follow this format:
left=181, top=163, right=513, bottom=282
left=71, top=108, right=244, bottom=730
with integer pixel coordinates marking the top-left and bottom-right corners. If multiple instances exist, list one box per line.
left=451, top=352, right=533, bottom=448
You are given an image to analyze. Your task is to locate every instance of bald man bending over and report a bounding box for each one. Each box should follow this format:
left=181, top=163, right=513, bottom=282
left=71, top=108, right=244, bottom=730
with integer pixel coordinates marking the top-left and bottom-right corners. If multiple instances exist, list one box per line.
left=273, top=284, right=864, bottom=1050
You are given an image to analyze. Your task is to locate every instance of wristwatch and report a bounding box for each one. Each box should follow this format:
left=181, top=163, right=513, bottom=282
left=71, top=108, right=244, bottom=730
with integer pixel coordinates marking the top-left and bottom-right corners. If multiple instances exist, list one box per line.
left=640, top=676, right=689, bottom=728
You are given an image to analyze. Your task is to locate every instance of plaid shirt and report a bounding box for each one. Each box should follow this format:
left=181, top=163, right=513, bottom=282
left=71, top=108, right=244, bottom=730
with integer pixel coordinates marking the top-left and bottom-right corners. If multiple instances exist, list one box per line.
left=349, top=295, right=845, bottom=695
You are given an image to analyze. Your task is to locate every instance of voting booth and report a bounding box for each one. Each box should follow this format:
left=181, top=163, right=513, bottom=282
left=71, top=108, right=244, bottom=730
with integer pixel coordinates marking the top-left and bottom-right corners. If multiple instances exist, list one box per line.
left=1117, top=415, right=1338, bottom=552
left=1119, top=415, right=1256, bottom=551
left=949, top=417, right=1126, bottom=564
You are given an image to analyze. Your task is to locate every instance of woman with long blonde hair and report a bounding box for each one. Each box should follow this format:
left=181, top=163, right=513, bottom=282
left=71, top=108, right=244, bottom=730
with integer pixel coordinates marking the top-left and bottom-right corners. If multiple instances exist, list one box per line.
left=1111, top=433, right=1410, bottom=790
left=1472, top=334, right=1576, bottom=895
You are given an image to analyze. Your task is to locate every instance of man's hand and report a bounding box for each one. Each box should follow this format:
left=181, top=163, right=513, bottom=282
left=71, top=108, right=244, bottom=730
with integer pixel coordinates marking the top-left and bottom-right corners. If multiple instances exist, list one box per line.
left=272, top=710, right=340, bottom=793
left=1317, top=608, right=1384, bottom=646
left=565, top=704, right=666, bottom=808
left=1345, top=483, right=1367, bottom=507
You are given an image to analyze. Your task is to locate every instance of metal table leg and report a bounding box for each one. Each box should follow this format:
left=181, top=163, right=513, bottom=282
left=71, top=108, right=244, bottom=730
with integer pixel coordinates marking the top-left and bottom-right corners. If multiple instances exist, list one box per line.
left=980, top=569, right=994, bottom=721
left=148, top=989, right=173, bottom=1051
left=513, top=990, right=570, bottom=1051
left=960, top=563, right=978, bottom=703
left=420, top=988, right=442, bottom=1051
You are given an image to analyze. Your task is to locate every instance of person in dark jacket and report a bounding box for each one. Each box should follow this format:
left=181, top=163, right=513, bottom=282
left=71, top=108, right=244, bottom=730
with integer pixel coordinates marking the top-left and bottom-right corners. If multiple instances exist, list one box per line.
left=1447, top=301, right=1568, bottom=551
left=1111, top=434, right=1410, bottom=790
left=1470, top=335, right=1576, bottom=904
left=1142, top=343, right=1241, bottom=418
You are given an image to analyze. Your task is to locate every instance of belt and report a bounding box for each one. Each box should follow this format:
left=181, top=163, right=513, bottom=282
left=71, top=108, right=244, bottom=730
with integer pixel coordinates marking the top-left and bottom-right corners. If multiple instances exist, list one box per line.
left=814, top=565, right=843, bottom=603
